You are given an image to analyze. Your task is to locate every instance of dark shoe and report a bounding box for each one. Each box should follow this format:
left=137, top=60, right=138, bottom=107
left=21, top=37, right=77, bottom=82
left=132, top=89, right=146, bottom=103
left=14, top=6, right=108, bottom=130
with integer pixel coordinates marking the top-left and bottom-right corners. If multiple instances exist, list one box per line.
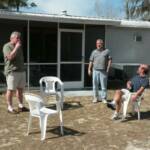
left=107, top=102, right=116, bottom=110
left=18, top=106, right=29, bottom=112
left=8, top=109, right=19, bottom=114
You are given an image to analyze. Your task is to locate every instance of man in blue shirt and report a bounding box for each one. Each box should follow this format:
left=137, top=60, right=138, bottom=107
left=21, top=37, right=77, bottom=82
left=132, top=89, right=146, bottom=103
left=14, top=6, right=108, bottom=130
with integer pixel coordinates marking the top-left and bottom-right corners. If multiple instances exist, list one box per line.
left=110, top=64, right=149, bottom=120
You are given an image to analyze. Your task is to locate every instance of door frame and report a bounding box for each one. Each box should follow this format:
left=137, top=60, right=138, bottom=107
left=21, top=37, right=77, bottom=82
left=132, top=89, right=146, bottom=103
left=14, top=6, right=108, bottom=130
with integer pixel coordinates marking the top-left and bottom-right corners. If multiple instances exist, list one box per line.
left=58, top=28, right=85, bottom=89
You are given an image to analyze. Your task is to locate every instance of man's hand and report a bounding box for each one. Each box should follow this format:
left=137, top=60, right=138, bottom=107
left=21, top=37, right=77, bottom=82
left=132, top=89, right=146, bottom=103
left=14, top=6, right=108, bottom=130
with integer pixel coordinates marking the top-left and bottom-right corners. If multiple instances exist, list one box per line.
left=88, top=69, right=92, bottom=76
left=126, top=81, right=132, bottom=90
left=131, top=94, right=138, bottom=101
left=106, top=68, right=109, bottom=73
left=88, top=62, right=93, bottom=77
left=15, top=41, right=21, bottom=49
left=6, top=41, right=21, bottom=60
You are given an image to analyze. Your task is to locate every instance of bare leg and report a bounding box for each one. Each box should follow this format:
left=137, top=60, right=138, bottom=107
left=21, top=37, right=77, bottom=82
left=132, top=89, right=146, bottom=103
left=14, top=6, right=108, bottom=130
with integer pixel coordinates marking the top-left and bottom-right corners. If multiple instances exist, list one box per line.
left=113, top=90, right=123, bottom=113
left=16, top=88, right=23, bottom=106
left=6, top=90, right=14, bottom=110
left=16, top=88, right=29, bottom=112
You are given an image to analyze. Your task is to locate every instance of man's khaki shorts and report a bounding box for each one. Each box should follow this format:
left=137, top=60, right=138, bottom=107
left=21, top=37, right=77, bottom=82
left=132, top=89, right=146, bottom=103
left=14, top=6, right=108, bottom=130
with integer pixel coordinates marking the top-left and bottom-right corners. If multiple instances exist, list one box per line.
left=6, top=71, right=26, bottom=90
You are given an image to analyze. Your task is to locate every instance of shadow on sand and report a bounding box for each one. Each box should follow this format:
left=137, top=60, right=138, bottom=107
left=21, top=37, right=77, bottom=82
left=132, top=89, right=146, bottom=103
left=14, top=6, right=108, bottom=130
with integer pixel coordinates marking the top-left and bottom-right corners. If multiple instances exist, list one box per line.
left=46, top=101, right=83, bottom=111
left=27, top=126, right=85, bottom=140
left=121, top=111, right=150, bottom=122
left=48, top=126, right=85, bottom=136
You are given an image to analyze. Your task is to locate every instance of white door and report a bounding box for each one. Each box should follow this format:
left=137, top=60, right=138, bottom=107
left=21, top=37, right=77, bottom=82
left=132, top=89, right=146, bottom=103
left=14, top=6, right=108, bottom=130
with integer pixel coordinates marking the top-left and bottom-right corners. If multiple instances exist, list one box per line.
left=58, top=29, right=84, bottom=89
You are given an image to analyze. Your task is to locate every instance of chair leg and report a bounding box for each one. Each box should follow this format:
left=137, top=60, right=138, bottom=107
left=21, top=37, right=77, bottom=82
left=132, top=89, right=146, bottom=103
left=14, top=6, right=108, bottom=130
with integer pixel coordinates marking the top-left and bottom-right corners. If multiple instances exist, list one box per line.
left=40, top=115, right=48, bottom=141
left=56, top=94, right=63, bottom=109
left=137, top=101, right=141, bottom=120
left=137, top=109, right=140, bottom=120
left=56, top=94, right=59, bottom=111
left=27, top=115, right=32, bottom=135
left=132, top=101, right=141, bottom=120
left=56, top=93, right=64, bottom=110
left=137, top=103, right=141, bottom=120
left=59, top=110, right=64, bottom=135
left=122, top=96, right=130, bottom=120
left=60, top=94, right=64, bottom=110
left=122, top=101, right=129, bottom=120
left=136, top=101, right=141, bottom=120
left=132, top=102, right=135, bottom=114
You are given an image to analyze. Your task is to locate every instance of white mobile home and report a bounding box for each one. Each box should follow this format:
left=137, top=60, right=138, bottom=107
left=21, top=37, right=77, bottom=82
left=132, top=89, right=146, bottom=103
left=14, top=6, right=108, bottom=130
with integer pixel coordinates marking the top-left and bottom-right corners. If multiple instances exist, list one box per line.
left=0, top=11, right=150, bottom=89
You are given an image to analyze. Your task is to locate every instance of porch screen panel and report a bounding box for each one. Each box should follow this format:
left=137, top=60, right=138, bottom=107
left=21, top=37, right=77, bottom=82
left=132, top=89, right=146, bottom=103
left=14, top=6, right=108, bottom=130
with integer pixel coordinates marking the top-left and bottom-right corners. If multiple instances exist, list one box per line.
left=61, top=32, right=82, bottom=62
left=29, top=65, right=57, bottom=86
left=30, top=21, right=57, bottom=63
left=85, top=25, right=105, bottom=63
left=61, top=64, right=81, bottom=81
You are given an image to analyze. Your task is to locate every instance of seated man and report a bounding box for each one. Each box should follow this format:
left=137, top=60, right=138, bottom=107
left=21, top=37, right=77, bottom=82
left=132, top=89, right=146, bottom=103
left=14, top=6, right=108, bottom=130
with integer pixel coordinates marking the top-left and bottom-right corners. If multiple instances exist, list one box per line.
left=110, top=64, right=149, bottom=120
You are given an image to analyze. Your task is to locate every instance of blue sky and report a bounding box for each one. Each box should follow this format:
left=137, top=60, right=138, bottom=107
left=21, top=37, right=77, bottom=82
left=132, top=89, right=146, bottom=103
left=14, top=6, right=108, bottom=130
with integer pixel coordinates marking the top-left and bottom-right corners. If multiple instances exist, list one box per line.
left=27, top=0, right=125, bottom=18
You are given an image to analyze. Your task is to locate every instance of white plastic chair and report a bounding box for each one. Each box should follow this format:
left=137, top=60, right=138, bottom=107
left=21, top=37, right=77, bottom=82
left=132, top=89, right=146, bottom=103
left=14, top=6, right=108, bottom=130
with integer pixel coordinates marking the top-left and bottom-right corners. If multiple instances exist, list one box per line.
left=131, top=94, right=143, bottom=120
left=122, top=91, right=143, bottom=120
left=24, top=93, right=64, bottom=141
left=39, top=76, right=64, bottom=109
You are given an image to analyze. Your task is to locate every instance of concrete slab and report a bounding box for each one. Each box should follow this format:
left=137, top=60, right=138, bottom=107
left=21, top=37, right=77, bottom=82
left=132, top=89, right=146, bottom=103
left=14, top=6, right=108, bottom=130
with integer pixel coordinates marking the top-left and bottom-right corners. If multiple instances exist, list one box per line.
left=64, top=90, right=93, bottom=97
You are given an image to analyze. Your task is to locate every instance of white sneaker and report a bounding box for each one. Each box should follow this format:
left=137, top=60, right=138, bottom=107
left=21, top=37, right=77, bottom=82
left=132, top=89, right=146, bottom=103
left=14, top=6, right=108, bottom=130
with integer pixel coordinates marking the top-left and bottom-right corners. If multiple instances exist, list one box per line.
left=102, top=99, right=107, bottom=104
left=92, top=98, right=97, bottom=103
left=111, top=112, right=119, bottom=120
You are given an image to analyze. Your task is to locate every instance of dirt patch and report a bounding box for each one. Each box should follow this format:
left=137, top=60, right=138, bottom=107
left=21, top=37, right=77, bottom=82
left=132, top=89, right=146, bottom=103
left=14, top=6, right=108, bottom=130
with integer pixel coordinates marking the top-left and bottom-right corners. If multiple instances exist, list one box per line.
left=0, top=90, right=150, bottom=150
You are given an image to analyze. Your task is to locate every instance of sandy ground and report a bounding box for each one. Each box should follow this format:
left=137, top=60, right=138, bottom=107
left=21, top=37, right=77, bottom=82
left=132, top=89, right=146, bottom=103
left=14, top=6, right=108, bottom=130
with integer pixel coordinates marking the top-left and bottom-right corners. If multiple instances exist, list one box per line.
left=0, top=89, right=150, bottom=150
